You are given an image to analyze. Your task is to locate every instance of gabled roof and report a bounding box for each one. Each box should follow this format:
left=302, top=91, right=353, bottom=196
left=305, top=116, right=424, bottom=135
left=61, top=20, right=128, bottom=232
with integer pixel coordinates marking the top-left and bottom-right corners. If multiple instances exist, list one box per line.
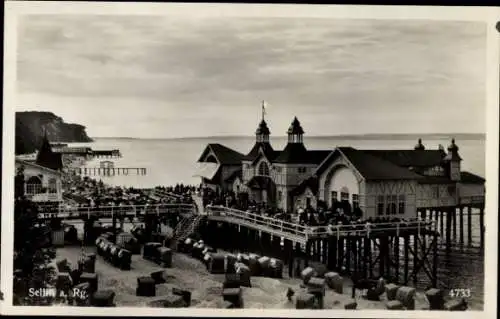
left=291, top=176, right=319, bottom=196
left=362, top=149, right=446, bottom=167
left=35, top=134, right=63, bottom=171
left=246, top=175, right=275, bottom=189
left=315, top=147, right=423, bottom=181
left=244, top=142, right=280, bottom=162
left=15, top=158, right=62, bottom=176
left=418, top=176, right=455, bottom=185
left=197, top=143, right=245, bottom=165
left=224, top=169, right=242, bottom=183
left=339, top=147, right=423, bottom=180
left=460, top=171, right=485, bottom=184
left=274, top=144, right=330, bottom=164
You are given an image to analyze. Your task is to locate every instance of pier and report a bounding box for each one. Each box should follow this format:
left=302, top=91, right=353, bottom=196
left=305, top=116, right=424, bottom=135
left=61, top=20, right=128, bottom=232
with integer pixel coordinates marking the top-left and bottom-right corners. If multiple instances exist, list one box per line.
left=40, top=202, right=441, bottom=288
left=70, top=167, right=147, bottom=176
left=52, top=147, right=121, bottom=159
left=417, top=195, right=485, bottom=250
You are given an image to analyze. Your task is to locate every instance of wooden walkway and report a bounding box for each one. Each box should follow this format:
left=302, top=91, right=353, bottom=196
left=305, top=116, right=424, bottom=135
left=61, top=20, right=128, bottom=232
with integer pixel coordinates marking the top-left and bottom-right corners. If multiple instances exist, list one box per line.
left=205, top=206, right=436, bottom=244
left=37, top=203, right=194, bottom=220
left=38, top=202, right=435, bottom=244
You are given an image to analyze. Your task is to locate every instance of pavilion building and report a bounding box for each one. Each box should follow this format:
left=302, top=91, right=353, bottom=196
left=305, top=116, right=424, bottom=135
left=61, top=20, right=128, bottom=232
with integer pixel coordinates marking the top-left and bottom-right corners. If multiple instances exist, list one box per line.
left=196, top=116, right=485, bottom=219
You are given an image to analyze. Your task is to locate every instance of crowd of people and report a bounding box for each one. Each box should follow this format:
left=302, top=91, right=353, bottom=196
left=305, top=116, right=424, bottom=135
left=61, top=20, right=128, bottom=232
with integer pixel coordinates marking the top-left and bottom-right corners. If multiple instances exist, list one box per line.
left=62, top=174, right=195, bottom=209
left=200, top=188, right=415, bottom=229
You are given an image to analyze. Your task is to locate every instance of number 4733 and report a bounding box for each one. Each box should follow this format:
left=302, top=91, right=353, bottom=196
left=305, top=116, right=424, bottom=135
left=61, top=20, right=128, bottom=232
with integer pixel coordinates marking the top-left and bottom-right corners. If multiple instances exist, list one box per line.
left=449, top=289, right=471, bottom=298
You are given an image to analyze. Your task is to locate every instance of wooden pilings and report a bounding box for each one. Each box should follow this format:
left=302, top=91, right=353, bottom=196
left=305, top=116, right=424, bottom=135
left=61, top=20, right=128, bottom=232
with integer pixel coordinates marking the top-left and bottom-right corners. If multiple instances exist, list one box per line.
left=194, top=218, right=441, bottom=290
left=480, top=206, right=484, bottom=249
left=467, top=207, right=472, bottom=246
left=459, top=207, right=464, bottom=245
left=75, top=167, right=147, bottom=176
left=423, top=205, right=483, bottom=249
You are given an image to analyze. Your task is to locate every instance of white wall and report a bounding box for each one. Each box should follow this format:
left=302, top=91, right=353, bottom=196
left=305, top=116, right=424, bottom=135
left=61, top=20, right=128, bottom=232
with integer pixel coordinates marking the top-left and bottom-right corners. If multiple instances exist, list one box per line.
left=328, top=166, right=360, bottom=205
left=16, top=162, right=62, bottom=202
left=294, top=187, right=318, bottom=211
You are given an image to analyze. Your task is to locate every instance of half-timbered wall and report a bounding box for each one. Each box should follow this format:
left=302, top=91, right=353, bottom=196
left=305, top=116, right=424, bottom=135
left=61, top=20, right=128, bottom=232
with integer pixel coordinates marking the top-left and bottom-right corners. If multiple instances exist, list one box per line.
left=364, top=180, right=418, bottom=219
left=242, top=161, right=253, bottom=183
left=458, top=183, right=485, bottom=198
left=282, top=164, right=317, bottom=187
left=294, top=186, right=318, bottom=211
left=416, top=183, right=456, bottom=208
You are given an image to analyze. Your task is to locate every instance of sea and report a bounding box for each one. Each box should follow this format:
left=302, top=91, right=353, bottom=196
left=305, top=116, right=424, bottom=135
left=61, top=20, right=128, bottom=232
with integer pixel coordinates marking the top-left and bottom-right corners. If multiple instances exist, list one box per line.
left=68, top=135, right=486, bottom=309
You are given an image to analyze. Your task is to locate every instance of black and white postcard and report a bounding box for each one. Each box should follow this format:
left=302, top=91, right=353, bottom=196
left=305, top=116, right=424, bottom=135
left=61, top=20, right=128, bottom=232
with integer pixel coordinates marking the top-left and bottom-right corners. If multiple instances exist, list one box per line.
left=2, top=2, right=499, bottom=318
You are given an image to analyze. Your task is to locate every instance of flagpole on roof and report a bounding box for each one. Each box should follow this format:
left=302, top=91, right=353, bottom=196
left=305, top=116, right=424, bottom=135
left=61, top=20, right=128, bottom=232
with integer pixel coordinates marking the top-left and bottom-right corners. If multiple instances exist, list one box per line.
left=261, top=100, right=266, bottom=122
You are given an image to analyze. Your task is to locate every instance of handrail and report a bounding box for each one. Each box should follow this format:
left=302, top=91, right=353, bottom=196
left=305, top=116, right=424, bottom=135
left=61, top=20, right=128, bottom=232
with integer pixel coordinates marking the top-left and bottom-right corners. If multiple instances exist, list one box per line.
left=205, top=205, right=434, bottom=240
left=37, top=203, right=196, bottom=219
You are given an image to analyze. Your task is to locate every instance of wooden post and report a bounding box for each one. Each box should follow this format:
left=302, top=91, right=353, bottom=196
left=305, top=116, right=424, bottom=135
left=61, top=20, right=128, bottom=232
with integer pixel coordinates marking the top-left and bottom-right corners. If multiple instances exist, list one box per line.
left=440, top=210, right=444, bottom=239
left=394, top=236, right=400, bottom=283
left=452, top=207, right=457, bottom=240
left=328, top=237, right=337, bottom=270
left=367, top=238, right=373, bottom=278
left=346, top=237, right=351, bottom=274
left=338, top=237, right=344, bottom=273
left=459, top=207, right=464, bottom=245
left=480, top=206, right=484, bottom=249
left=467, top=206, right=472, bottom=246
left=404, top=235, right=409, bottom=284
left=294, top=242, right=302, bottom=277
left=322, top=239, right=328, bottom=265
left=379, top=237, right=385, bottom=279
left=316, top=240, right=321, bottom=263
left=272, top=235, right=281, bottom=259
left=432, top=233, right=438, bottom=288
left=305, top=240, right=311, bottom=268
left=446, top=208, right=452, bottom=251
left=286, top=239, right=294, bottom=278
left=412, top=234, right=418, bottom=285
left=363, top=237, right=370, bottom=279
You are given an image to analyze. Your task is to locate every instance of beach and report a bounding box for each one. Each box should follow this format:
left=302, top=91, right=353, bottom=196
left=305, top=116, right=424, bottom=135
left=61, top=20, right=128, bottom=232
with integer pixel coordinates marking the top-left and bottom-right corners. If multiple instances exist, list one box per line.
left=55, top=244, right=445, bottom=310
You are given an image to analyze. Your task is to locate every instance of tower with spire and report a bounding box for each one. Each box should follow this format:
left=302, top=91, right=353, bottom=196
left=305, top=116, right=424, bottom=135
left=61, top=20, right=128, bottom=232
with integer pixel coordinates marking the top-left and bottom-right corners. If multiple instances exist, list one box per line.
left=255, top=119, right=270, bottom=143
left=414, top=138, right=425, bottom=151
left=443, top=138, right=462, bottom=181
left=36, top=129, right=63, bottom=171
left=287, top=117, right=304, bottom=144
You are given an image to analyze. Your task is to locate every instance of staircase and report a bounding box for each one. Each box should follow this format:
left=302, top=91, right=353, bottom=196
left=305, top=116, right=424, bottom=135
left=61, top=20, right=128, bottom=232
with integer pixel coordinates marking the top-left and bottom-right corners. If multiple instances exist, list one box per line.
left=171, top=214, right=205, bottom=250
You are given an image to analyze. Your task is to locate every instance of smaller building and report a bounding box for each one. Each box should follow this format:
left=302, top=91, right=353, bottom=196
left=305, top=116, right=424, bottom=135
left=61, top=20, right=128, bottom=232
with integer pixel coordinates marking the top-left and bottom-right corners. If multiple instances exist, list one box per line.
left=15, top=159, right=63, bottom=203
left=15, top=132, right=64, bottom=203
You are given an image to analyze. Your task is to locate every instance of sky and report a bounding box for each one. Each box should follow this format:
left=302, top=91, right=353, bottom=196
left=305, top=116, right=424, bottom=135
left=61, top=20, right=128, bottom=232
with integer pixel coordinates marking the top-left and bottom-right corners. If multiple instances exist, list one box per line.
left=16, top=15, right=486, bottom=138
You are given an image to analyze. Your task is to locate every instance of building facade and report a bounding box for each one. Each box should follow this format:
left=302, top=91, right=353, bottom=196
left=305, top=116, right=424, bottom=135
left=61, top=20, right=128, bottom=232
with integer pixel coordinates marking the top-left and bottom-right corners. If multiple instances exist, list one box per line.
left=15, top=159, right=63, bottom=202
left=15, top=132, right=64, bottom=203
left=196, top=117, right=485, bottom=219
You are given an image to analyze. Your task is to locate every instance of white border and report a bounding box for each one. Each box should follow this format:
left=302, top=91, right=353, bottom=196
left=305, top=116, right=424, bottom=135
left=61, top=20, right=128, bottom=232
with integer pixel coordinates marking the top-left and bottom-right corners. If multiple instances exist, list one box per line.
left=2, top=2, right=499, bottom=318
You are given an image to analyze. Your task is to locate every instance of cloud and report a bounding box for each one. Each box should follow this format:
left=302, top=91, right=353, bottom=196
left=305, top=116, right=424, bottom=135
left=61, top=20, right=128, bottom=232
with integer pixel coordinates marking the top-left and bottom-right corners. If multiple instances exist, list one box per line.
left=16, top=15, right=486, bottom=137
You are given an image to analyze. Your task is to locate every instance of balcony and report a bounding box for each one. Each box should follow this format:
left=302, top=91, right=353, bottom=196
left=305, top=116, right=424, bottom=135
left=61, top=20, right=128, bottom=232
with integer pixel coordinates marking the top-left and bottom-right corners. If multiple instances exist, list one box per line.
left=25, top=183, right=62, bottom=202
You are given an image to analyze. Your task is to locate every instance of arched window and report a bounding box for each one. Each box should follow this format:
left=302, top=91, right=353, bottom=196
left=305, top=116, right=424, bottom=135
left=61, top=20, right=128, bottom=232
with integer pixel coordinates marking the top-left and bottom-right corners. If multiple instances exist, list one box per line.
left=26, top=176, right=43, bottom=195
left=258, top=162, right=270, bottom=176
left=48, top=178, right=58, bottom=194
left=340, top=187, right=349, bottom=202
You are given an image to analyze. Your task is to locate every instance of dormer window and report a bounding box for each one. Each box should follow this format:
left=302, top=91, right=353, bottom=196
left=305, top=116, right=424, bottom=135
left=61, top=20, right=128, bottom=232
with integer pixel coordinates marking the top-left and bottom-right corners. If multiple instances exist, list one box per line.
left=258, top=162, right=270, bottom=176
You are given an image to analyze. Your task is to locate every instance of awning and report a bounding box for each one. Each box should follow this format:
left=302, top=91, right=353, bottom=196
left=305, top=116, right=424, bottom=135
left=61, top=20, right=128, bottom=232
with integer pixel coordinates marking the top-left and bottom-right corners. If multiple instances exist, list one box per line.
left=193, top=162, right=220, bottom=180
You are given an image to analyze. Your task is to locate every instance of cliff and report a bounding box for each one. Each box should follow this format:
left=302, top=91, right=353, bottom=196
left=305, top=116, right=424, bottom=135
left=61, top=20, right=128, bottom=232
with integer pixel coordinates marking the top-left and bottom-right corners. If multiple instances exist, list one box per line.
left=16, top=111, right=93, bottom=154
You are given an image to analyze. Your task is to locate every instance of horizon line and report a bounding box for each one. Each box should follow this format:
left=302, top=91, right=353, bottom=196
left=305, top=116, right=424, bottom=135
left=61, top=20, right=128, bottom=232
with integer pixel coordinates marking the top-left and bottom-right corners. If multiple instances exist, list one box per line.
left=90, top=132, right=486, bottom=140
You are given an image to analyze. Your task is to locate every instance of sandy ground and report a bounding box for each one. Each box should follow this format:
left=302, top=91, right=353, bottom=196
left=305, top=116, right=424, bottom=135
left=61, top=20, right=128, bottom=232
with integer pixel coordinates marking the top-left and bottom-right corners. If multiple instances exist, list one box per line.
left=54, top=245, right=438, bottom=310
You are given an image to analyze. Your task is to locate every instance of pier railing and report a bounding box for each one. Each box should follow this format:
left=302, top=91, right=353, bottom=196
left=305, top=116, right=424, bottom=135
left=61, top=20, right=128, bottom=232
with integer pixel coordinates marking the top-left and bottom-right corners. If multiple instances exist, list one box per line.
left=37, top=203, right=195, bottom=220
left=205, top=205, right=436, bottom=243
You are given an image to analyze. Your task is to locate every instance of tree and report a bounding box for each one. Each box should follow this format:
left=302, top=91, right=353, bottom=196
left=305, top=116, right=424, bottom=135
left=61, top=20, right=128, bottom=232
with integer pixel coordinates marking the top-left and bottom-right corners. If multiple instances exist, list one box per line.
left=13, top=170, right=56, bottom=305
